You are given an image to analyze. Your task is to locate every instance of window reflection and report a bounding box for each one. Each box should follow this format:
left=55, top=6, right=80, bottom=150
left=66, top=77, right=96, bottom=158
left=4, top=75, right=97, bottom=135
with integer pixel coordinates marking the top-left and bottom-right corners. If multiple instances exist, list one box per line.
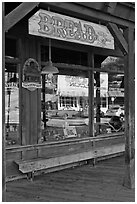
left=5, top=69, right=19, bottom=146
left=40, top=56, right=125, bottom=143
left=41, top=74, right=89, bottom=142
left=40, top=71, right=125, bottom=143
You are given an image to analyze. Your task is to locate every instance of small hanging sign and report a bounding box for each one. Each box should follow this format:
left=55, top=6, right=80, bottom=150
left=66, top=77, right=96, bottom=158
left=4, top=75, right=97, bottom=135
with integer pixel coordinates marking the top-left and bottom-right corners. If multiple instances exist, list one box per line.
left=22, top=58, right=42, bottom=91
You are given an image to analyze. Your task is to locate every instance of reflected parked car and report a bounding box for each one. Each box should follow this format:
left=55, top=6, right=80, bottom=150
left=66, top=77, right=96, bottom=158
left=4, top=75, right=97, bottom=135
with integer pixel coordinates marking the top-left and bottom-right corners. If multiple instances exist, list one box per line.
left=81, top=106, right=104, bottom=118
left=105, top=106, right=124, bottom=117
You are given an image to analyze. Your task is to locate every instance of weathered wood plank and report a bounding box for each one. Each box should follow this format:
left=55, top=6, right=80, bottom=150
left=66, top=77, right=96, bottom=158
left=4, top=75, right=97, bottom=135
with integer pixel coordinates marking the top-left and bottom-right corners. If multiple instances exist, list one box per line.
left=30, top=90, right=38, bottom=144
left=38, top=141, right=93, bottom=159
left=104, top=2, right=117, bottom=14
left=108, top=22, right=128, bottom=55
left=42, top=2, right=134, bottom=27
left=22, top=88, right=31, bottom=145
left=6, top=133, right=124, bottom=153
left=76, top=2, right=134, bottom=23
left=41, top=62, right=124, bottom=74
left=6, top=156, right=134, bottom=202
left=123, top=27, right=135, bottom=189
left=15, top=144, right=124, bottom=173
left=5, top=2, right=39, bottom=31
left=21, top=36, right=41, bottom=159
left=29, top=9, right=114, bottom=50
left=2, top=3, right=6, bottom=201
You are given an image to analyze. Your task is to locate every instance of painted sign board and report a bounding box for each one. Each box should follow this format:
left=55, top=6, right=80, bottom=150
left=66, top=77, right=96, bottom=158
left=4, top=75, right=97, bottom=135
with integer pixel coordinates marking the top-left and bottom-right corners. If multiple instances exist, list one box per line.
left=22, top=58, right=42, bottom=91
left=29, top=10, right=114, bottom=49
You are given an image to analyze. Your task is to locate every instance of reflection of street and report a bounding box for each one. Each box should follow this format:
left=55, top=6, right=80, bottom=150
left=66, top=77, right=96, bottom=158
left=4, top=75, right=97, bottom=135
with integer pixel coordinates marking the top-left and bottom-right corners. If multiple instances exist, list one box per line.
left=47, top=117, right=110, bottom=127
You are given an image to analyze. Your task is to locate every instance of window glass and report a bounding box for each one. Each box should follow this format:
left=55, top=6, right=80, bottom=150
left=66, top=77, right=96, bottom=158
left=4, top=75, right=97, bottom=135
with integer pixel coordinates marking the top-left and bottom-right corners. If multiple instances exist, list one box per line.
left=40, top=71, right=124, bottom=143
left=94, top=56, right=124, bottom=136
left=40, top=49, right=125, bottom=143
left=5, top=67, right=20, bottom=146
left=41, top=74, right=90, bottom=142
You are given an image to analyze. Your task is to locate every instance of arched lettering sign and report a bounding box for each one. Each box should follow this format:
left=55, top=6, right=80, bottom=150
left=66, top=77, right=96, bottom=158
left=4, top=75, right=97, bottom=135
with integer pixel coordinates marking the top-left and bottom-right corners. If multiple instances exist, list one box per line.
left=29, top=10, right=114, bottom=49
left=22, top=58, right=42, bottom=91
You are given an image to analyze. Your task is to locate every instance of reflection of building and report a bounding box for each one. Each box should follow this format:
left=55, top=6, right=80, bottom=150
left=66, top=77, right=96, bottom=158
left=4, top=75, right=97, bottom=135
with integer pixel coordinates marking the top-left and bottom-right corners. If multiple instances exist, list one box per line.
left=57, top=73, right=108, bottom=113
left=108, top=74, right=124, bottom=106
left=46, top=73, right=124, bottom=112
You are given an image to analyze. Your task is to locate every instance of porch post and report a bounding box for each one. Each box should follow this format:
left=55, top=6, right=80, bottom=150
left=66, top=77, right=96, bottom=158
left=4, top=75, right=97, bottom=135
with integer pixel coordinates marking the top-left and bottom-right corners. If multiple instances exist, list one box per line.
left=95, top=72, right=101, bottom=135
left=123, top=27, right=135, bottom=189
left=88, top=53, right=94, bottom=137
left=2, top=2, right=6, bottom=201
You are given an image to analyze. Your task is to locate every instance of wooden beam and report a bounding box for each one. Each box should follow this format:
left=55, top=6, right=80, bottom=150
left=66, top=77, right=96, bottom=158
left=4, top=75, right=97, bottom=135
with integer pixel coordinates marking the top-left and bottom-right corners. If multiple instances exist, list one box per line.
left=52, top=63, right=124, bottom=74
left=41, top=2, right=134, bottom=28
left=41, top=62, right=124, bottom=74
left=39, top=36, right=123, bottom=57
left=6, top=133, right=124, bottom=153
left=75, top=2, right=134, bottom=23
left=4, top=2, right=39, bottom=32
left=108, top=23, right=128, bottom=55
left=104, top=2, right=117, bottom=14
left=123, top=27, right=135, bottom=189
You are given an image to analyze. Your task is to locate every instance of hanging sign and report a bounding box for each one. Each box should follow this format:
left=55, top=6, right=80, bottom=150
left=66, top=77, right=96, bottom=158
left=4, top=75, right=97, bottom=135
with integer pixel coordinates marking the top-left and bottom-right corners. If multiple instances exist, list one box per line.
left=22, top=58, right=42, bottom=91
left=29, top=10, right=114, bottom=49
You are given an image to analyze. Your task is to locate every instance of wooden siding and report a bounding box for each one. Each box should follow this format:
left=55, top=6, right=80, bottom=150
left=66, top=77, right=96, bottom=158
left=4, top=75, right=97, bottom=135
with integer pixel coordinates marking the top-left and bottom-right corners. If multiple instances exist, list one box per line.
left=6, top=134, right=125, bottom=180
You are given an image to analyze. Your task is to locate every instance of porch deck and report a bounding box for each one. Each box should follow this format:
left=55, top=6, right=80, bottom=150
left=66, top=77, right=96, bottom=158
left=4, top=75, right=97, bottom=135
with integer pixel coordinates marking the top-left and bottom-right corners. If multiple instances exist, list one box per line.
left=6, top=156, right=135, bottom=202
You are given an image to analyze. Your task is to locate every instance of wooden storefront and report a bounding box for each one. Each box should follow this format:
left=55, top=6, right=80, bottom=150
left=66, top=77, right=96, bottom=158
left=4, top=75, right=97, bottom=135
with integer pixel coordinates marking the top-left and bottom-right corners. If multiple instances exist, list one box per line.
left=3, top=2, right=135, bottom=198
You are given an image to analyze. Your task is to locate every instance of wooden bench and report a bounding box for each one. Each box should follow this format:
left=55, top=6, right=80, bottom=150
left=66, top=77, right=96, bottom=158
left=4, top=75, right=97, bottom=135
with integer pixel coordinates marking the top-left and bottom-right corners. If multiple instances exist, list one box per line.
left=15, top=143, right=125, bottom=181
left=15, top=150, right=96, bottom=180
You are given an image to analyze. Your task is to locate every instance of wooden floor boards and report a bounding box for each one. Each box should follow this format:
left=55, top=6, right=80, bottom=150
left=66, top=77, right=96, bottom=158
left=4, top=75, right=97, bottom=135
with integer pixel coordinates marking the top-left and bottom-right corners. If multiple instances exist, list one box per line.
left=6, top=156, right=135, bottom=202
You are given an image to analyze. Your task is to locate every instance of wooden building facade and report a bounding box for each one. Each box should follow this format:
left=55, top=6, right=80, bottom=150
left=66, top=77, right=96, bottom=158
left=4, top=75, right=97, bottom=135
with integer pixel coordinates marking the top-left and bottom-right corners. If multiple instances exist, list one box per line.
left=3, top=2, right=135, bottom=199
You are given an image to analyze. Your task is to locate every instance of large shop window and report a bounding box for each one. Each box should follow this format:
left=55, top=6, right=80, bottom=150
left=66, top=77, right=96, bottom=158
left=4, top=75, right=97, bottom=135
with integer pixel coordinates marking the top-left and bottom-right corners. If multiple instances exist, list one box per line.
left=5, top=66, right=20, bottom=146
left=40, top=72, right=124, bottom=142
left=41, top=74, right=90, bottom=142
left=40, top=49, right=124, bottom=143
left=93, top=57, right=125, bottom=136
left=5, top=39, right=20, bottom=146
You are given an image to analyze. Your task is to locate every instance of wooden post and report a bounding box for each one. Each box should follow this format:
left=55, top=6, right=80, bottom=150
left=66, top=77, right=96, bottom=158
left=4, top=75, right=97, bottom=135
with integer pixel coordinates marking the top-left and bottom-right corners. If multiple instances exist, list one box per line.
left=21, top=36, right=41, bottom=159
left=42, top=74, right=46, bottom=128
left=88, top=53, right=94, bottom=137
left=95, top=72, right=101, bottom=135
left=88, top=53, right=95, bottom=166
left=17, top=39, right=23, bottom=147
left=2, top=2, right=6, bottom=201
left=123, top=27, right=135, bottom=189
